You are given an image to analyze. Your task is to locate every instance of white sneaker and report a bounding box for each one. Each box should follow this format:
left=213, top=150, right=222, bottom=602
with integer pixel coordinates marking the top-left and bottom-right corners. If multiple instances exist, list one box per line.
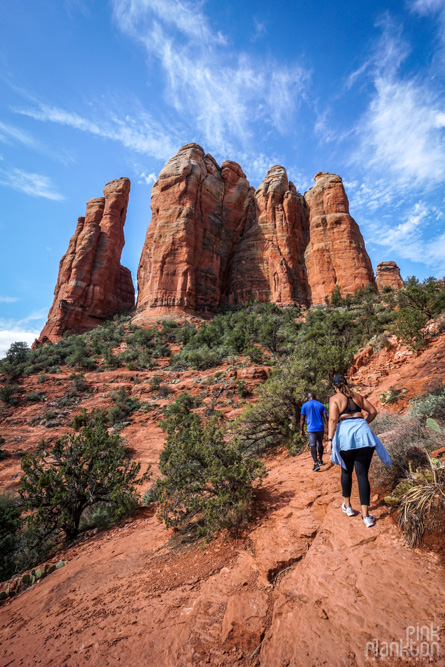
left=342, top=503, right=355, bottom=517
left=362, top=514, right=376, bottom=528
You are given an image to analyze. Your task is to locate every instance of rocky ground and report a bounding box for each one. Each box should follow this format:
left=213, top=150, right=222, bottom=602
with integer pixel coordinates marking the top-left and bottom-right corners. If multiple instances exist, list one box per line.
left=0, top=335, right=444, bottom=666
left=0, top=449, right=443, bottom=666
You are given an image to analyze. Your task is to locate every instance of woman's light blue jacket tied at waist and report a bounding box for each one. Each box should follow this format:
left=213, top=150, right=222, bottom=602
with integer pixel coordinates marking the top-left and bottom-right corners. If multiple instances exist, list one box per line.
left=331, top=418, right=392, bottom=470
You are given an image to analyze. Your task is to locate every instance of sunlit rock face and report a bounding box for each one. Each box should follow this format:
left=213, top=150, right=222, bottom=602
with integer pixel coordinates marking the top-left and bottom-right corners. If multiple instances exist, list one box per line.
left=376, top=261, right=404, bottom=291
left=135, top=147, right=377, bottom=320
left=304, top=172, right=376, bottom=303
left=37, top=178, right=134, bottom=344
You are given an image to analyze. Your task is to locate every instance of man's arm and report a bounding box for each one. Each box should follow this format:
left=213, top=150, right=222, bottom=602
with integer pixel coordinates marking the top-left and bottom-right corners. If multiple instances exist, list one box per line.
left=300, top=414, right=305, bottom=437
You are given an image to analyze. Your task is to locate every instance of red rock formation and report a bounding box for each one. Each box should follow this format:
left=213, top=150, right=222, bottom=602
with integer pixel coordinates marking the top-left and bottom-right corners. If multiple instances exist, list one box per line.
left=37, top=178, right=134, bottom=343
left=376, top=261, right=403, bottom=291
left=227, top=166, right=310, bottom=306
left=135, top=147, right=380, bottom=317
left=304, top=172, right=376, bottom=303
left=134, top=144, right=253, bottom=322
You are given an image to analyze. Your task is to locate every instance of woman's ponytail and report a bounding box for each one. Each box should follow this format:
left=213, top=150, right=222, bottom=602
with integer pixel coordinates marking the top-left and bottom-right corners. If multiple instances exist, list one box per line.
left=338, top=381, right=353, bottom=399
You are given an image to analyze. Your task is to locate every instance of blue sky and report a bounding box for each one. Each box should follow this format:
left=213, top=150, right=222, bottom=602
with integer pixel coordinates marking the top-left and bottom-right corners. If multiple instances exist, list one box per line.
left=0, top=0, right=444, bottom=355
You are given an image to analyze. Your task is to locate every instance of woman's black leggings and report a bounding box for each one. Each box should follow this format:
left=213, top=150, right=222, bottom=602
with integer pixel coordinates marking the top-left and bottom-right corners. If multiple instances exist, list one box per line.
left=340, top=447, right=375, bottom=506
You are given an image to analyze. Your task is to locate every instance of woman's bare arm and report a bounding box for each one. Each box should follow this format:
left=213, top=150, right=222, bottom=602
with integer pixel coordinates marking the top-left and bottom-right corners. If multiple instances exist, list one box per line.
left=328, top=396, right=339, bottom=448
left=360, top=396, right=377, bottom=424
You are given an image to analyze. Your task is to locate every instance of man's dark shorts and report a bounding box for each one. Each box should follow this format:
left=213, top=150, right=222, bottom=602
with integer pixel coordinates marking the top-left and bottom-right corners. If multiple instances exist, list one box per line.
left=308, top=431, right=324, bottom=448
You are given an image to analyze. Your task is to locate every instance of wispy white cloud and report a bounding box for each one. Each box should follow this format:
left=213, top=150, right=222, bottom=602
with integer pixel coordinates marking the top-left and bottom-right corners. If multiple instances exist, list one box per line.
left=138, top=171, right=156, bottom=185
left=0, top=310, right=47, bottom=358
left=251, top=18, right=266, bottom=42
left=0, top=120, right=37, bottom=148
left=0, top=296, right=19, bottom=303
left=0, top=162, right=64, bottom=201
left=352, top=16, right=445, bottom=188
left=363, top=201, right=445, bottom=276
left=0, top=330, right=39, bottom=358
left=111, top=0, right=309, bottom=154
left=15, top=102, right=180, bottom=162
left=113, top=0, right=226, bottom=45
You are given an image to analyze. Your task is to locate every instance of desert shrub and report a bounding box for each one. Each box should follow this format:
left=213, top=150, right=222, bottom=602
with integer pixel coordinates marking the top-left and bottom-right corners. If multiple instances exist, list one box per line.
left=380, top=386, right=407, bottom=405
left=157, top=405, right=265, bottom=537
left=143, top=484, right=158, bottom=505
left=103, top=347, right=121, bottom=368
left=247, top=346, right=264, bottom=364
left=0, top=384, right=18, bottom=405
left=0, top=492, right=22, bottom=581
left=0, top=341, right=30, bottom=379
left=371, top=413, right=402, bottom=435
left=25, top=390, right=47, bottom=403
left=398, top=462, right=445, bottom=547
left=69, top=373, right=89, bottom=394
left=235, top=357, right=315, bottom=454
left=79, top=496, right=139, bottom=531
left=161, top=392, right=199, bottom=421
left=157, top=384, right=171, bottom=398
left=169, top=346, right=224, bottom=370
left=395, top=277, right=445, bottom=349
left=152, top=343, right=171, bottom=358
left=369, top=417, right=439, bottom=491
left=37, top=373, right=47, bottom=384
left=149, top=375, right=162, bottom=392
left=20, top=410, right=150, bottom=540
left=329, top=284, right=343, bottom=307
left=236, top=380, right=250, bottom=398
left=409, top=385, right=445, bottom=423
left=108, top=387, right=141, bottom=426
left=66, top=338, right=96, bottom=370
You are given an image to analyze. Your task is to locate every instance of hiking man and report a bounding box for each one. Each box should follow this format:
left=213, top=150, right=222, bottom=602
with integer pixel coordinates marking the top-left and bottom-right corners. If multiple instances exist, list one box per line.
left=300, top=392, right=328, bottom=471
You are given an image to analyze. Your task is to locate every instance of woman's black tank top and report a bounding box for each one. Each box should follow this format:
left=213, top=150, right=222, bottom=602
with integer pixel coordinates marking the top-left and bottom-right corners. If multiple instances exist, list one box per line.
left=339, top=396, right=361, bottom=416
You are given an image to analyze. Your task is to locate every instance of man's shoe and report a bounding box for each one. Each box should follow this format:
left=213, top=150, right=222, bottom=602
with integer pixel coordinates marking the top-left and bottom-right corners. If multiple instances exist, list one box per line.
left=312, top=463, right=320, bottom=472
left=342, top=502, right=355, bottom=517
left=318, top=459, right=324, bottom=466
left=362, top=514, right=376, bottom=528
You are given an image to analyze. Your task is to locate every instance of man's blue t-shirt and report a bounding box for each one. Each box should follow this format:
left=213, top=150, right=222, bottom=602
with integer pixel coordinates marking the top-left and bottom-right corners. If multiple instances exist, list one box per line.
left=301, top=400, right=326, bottom=432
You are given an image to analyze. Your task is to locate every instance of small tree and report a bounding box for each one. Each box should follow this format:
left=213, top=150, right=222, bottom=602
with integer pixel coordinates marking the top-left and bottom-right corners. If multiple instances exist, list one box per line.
left=0, top=492, right=22, bottom=581
left=157, top=402, right=265, bottom=536
left=330, top=284, right=343, bottom=307
left=20, top=410, right=150, bottom=540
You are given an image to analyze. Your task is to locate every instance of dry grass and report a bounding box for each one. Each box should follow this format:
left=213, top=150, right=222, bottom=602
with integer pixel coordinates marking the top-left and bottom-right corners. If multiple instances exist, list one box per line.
left=370, top=415, right=441, bottom=492
left=398, top=458, right=445, bottom=547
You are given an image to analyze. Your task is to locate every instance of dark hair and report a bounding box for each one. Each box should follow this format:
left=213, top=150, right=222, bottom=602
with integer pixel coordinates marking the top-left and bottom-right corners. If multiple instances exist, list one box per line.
left=332, top=374, right=353, bottom=398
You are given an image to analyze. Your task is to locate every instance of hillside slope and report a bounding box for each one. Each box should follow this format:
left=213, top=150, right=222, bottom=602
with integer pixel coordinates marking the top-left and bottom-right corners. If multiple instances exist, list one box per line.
left=1, top=329, right=445, bottom=665
left=0, top=448, right=443, bottom=666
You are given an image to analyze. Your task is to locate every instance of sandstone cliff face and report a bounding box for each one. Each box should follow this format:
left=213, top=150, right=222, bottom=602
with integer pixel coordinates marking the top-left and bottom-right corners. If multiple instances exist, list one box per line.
left=135, top=144, right=254, bottom=321
left=376, top=261, right=403, bottom=291
left=37, top=178, right=134, bottom=343
left=136, top=147, right=378, bottom=317
left=304, top=172, right=376, bottom=303
left=227, top=166, right=310, bottom=306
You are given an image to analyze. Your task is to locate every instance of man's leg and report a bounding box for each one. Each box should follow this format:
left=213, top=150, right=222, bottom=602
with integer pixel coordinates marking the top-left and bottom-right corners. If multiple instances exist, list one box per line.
left=316, top=431, right=324, bottom=464
left=308, top=432, right=320, bottom=469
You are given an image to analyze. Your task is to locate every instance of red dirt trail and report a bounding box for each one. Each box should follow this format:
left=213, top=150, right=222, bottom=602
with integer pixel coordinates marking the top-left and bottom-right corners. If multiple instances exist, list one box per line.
left=0, top=449, right=443, bottom=666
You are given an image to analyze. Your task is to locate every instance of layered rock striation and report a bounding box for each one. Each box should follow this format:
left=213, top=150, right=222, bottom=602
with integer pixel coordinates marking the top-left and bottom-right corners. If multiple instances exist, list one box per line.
left=304, top=172, right=376, bottom=302
left=376, top=261, right=404, bottom=291
left=135, top=144, right=376, bottom=320
left=135, top=144, right=255, bottom=317
left=37, top=178, right=134, bottom=343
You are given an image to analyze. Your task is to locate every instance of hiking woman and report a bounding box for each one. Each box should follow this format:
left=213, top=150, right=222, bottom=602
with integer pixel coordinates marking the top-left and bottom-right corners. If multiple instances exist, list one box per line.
left=326, top=374, right=392, bottom=527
